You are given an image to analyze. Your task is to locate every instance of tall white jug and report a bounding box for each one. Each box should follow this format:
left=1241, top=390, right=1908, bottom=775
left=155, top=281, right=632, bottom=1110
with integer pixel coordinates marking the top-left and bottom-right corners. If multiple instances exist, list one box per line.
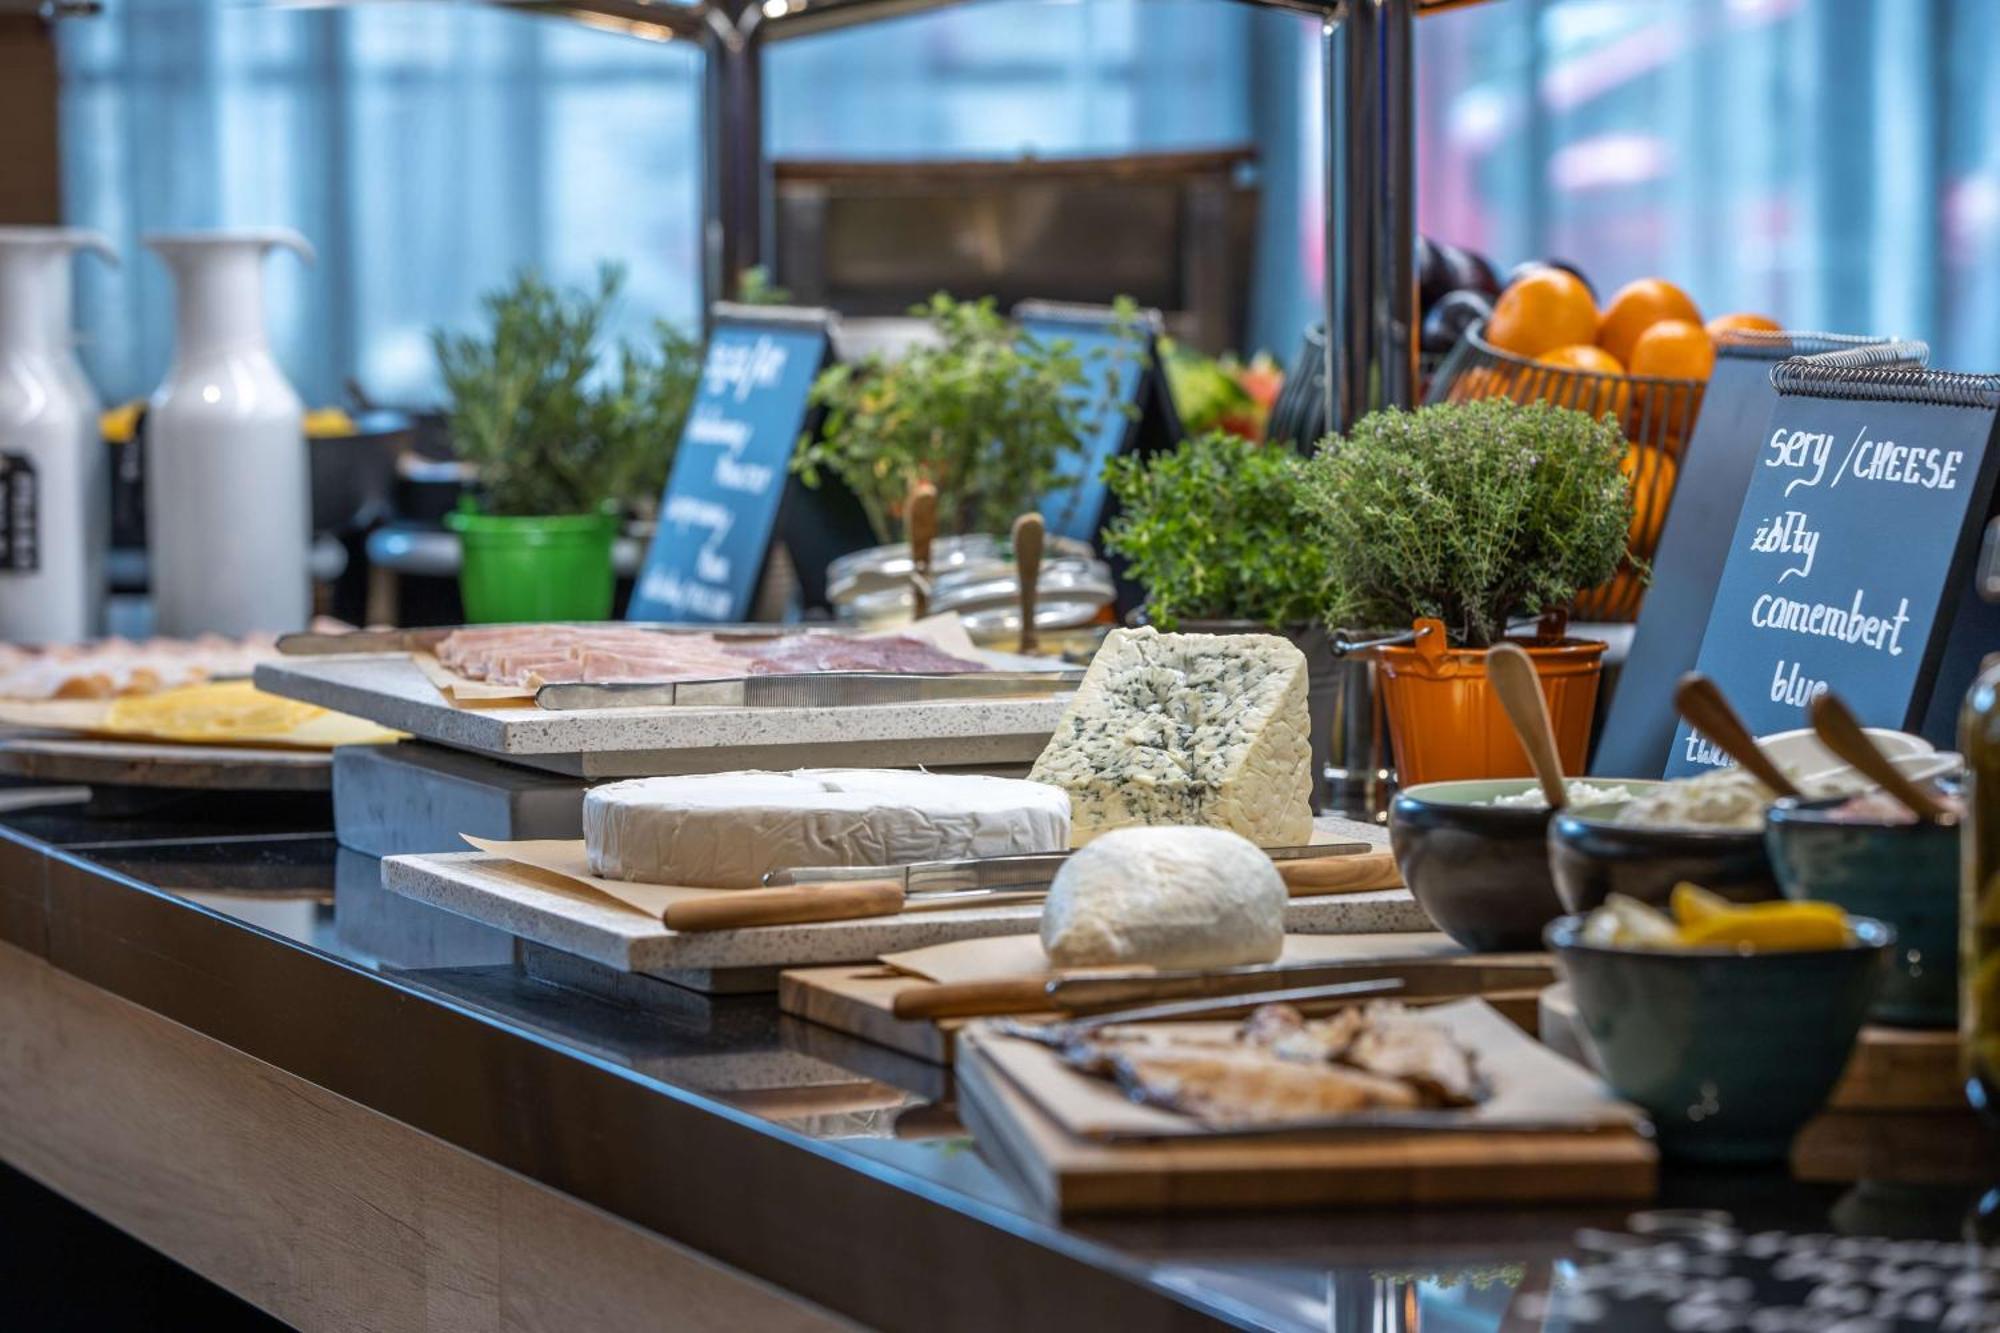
left=144, top=228, right=315, bottom=637
left=0, top=228, right=116, bottom=645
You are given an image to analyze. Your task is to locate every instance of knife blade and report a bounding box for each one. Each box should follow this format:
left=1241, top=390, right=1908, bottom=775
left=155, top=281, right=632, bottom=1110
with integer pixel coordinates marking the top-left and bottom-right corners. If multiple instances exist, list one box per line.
left=534, top=669, right=1084, bottom=711
left=1044, top=954, right=1553, bottom=1013
left=993, top=976, right=1406, bottom=1046
left=765, top=841, right=1379, bottom=895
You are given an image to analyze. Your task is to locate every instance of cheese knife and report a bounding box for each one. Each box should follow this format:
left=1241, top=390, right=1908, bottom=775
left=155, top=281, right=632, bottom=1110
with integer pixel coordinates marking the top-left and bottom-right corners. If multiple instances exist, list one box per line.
left=534, top=669, right=1084, bottom=711
left=992, top=977, right=1406, bottom=1046
left=765, top=843, right=1399, bottom=896
left=664, top=848, right=1402, bottom=933
left=889, top=950, right=1547, bottom=1021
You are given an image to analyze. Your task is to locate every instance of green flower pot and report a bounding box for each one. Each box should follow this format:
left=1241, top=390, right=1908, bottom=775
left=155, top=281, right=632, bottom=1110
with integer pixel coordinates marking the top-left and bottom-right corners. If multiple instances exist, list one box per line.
left=445, top=509, right=618, bottom=623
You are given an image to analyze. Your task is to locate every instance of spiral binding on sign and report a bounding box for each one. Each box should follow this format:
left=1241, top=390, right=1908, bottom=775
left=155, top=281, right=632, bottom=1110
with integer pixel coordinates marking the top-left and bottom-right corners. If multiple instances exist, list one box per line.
left=1772, top=346, right=2000, bottom=408
left=1718, top=329, right=1917, bottom=363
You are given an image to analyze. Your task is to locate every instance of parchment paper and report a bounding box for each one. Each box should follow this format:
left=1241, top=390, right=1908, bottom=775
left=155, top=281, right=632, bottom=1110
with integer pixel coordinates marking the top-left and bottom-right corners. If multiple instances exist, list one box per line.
left=970, top=998, right=1639, bottom=1140
left=459, top=835, right=724, bottom=920
left=0, top=698, right=399, bottom=750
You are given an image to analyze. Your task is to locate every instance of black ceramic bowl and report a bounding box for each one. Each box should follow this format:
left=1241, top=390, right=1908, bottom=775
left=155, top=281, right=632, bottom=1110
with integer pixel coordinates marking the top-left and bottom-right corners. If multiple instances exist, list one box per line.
left=1391, top=778, right=1659, bottom=952
left=1548, top=804, right=1781, bottom=915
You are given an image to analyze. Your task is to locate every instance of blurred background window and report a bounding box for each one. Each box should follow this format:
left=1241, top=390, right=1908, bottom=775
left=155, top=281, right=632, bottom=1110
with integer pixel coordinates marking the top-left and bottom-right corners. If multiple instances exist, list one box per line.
left=56, top=0, right=2000, bottom=409
left=56, top=0, right=1249, bottom=408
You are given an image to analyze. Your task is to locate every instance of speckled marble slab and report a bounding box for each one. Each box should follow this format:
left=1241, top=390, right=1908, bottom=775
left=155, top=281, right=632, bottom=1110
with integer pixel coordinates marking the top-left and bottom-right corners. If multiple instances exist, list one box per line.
left=379, top=850, right=1434, bottom=991
left=257, top=655, right=1069, bottom=777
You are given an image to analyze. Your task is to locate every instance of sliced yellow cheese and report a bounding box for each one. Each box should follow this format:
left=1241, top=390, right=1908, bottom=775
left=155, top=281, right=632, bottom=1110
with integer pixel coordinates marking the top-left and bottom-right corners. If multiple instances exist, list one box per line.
left=101, top=680, right=397, bottom=748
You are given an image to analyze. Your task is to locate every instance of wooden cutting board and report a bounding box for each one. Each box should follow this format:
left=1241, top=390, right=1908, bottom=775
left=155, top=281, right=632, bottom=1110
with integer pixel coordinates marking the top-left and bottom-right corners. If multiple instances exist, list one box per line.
left=382, top=850, right=1432, bottom=993
left=0, top=735, right=332, bottom=791
left=956, top=1024, right=1656, bottom=1217
left=780, top=948, right=1557, bottom=1066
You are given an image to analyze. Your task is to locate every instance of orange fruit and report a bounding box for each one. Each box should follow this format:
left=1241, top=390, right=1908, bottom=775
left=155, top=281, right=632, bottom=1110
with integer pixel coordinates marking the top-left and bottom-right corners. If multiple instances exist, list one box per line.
left=1485, top=268, right=1599, bottom=359
left=1619, top=445, right=1680, bottom=557
left=1628, top=319, right=1716, bottom=381
left=1596, top=278, right=1702, bottom=367
left=1537, top=343, right=1624, bottom=374
left=1447, top=364, right=1523, bottom=403
left=1706, top=311, right=1781, bottom=340
left=1531, top=343, right=1628, bottom=420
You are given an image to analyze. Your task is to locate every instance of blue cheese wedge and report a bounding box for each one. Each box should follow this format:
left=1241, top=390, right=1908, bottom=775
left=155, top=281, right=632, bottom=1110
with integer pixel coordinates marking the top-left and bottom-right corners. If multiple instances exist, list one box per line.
left=1028, top=626, right=1314, bottom=846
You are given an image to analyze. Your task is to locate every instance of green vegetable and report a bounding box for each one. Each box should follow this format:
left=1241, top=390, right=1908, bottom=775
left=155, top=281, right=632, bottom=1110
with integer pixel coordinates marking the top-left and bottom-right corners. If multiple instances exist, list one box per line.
left=1101, top=431, right=1337, bottom=630
left=794, top=293, right=1133, bottom=542
left=433, top=264, right=700, bottom=517
left=1300, top=399, right=1634, bottom=648
left=1162, top=342, right=1253, bottom=436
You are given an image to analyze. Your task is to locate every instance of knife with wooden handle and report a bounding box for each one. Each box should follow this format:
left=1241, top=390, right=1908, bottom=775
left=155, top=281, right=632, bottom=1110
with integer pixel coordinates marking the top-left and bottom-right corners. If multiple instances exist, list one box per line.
left=662, top=880, right=907, bottom=932
left=1275, top=850, right=1401, bottom=894
left=891, top=976, right=1054, bottom=1020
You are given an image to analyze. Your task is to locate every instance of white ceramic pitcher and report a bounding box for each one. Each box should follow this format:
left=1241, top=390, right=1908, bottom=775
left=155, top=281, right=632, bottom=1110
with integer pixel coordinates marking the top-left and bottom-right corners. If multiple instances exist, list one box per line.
left=144, top=228, right=315, bottom=637
left=0, top=227, right=117, bottom=645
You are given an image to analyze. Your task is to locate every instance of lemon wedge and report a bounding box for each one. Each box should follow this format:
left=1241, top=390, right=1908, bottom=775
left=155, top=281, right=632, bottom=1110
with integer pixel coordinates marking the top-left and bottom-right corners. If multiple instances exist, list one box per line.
left=1673, top=899, right=1852, bottom=952
left=1669, top=882, right=1734, bottom=929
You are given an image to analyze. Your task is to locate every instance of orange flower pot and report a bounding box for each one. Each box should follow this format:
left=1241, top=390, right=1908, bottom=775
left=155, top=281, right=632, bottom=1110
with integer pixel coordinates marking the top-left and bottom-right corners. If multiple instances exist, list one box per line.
left=1372, top=618, right=1606, bottom=786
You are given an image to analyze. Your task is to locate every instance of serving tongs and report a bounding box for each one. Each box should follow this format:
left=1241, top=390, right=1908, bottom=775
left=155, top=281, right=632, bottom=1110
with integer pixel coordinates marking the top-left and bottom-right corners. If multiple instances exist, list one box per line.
left=533, top=669, right=1084, bottom=711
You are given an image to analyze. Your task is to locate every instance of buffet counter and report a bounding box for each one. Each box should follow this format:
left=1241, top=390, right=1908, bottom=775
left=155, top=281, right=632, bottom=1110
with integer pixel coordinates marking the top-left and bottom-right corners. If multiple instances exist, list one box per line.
left=0, top=792, right=1981, bottom=1332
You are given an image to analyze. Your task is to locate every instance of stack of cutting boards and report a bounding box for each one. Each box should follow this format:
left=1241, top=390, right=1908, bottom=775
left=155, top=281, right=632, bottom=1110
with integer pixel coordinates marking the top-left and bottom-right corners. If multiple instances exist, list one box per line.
left=779, top=931, right=1560, bottom=1066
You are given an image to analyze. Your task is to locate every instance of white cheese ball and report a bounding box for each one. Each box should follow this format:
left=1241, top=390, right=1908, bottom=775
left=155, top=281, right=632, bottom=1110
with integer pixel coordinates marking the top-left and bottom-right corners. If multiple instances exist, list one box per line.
left=1039, top=825, right=1286, bottom=969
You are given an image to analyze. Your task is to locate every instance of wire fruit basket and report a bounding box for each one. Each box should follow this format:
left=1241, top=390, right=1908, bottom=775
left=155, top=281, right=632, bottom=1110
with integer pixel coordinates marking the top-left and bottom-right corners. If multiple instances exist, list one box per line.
left=1425, top=322, right=1706, bottom=622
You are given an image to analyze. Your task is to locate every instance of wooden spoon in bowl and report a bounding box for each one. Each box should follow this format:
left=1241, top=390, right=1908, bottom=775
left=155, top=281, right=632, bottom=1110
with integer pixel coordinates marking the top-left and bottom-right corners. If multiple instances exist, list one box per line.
left=1487, top=642, right=1566, bottom=810
left=907, top=479, right=938, bottom=620
left=1672, top=672, right=1802, bottom=800
left=1807, top=692, right=1953, bottom=822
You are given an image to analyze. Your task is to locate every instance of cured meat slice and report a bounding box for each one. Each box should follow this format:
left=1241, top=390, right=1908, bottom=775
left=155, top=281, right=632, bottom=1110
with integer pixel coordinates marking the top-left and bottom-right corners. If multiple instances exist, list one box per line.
left=735, top=634, right=985, bottom=675
left=1074, top=1043, right=1423, bottom=1126
left=430, top=625, right=987, bottom=689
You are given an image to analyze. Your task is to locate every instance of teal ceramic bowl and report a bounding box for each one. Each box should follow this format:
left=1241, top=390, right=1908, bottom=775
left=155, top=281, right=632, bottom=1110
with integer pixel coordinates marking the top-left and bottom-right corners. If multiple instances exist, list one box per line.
left=1765, top=795, right=1959, bottom=1028
left=1547, top=913, right=1892, bottom=1163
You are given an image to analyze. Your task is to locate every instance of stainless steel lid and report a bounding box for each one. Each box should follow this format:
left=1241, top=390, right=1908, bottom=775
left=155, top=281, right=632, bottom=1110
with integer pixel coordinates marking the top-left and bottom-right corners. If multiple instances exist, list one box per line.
left=827, top=532, right=1099, bottom=625
left=931, top=554, right=1115, bottom=636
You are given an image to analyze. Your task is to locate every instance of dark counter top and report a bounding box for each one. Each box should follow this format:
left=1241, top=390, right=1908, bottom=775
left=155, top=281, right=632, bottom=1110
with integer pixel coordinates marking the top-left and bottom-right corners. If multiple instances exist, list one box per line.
left=4, top=789, right=1996, bottom=1332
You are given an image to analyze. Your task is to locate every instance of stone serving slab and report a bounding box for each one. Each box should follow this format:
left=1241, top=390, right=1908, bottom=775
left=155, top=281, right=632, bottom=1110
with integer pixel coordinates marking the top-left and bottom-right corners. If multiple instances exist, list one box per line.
left=379, top=849, right=1433, bottom=994
left=257, top=655, right=1069, bottom=778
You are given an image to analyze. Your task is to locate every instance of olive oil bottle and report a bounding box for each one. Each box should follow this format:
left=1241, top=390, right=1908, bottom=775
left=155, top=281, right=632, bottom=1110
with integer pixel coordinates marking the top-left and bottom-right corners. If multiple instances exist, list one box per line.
left=1964, top=520, right=2000, bottom=1116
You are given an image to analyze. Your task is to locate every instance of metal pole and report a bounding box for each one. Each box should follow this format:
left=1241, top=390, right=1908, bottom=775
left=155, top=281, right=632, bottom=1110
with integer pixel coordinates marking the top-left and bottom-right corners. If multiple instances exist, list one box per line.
left=1325, top=0, right=1418, bottom=433
left=701, top=3, right=766, bottom=317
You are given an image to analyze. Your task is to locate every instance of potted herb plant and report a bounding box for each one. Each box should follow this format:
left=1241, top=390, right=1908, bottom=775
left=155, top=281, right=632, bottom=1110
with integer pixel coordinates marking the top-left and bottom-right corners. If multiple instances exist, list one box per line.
left=434, top=264, right=699, bottom=622
left=1101, top=430, right=1347, bottom=801
left=793, top=293, right=1113, bottom=542
left=1301, top=398, right=1633, bottom=786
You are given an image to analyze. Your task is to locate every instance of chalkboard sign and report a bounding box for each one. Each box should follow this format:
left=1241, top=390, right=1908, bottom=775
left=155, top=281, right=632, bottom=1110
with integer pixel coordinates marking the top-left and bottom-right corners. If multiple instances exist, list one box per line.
left=628, top=305, right=831, bottom=623
left=1592, top=332, right=1914, bottom=777
left=1663, top=356, right=2000, bottom=777
left=1014, top=301, right=1179, bottom=544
